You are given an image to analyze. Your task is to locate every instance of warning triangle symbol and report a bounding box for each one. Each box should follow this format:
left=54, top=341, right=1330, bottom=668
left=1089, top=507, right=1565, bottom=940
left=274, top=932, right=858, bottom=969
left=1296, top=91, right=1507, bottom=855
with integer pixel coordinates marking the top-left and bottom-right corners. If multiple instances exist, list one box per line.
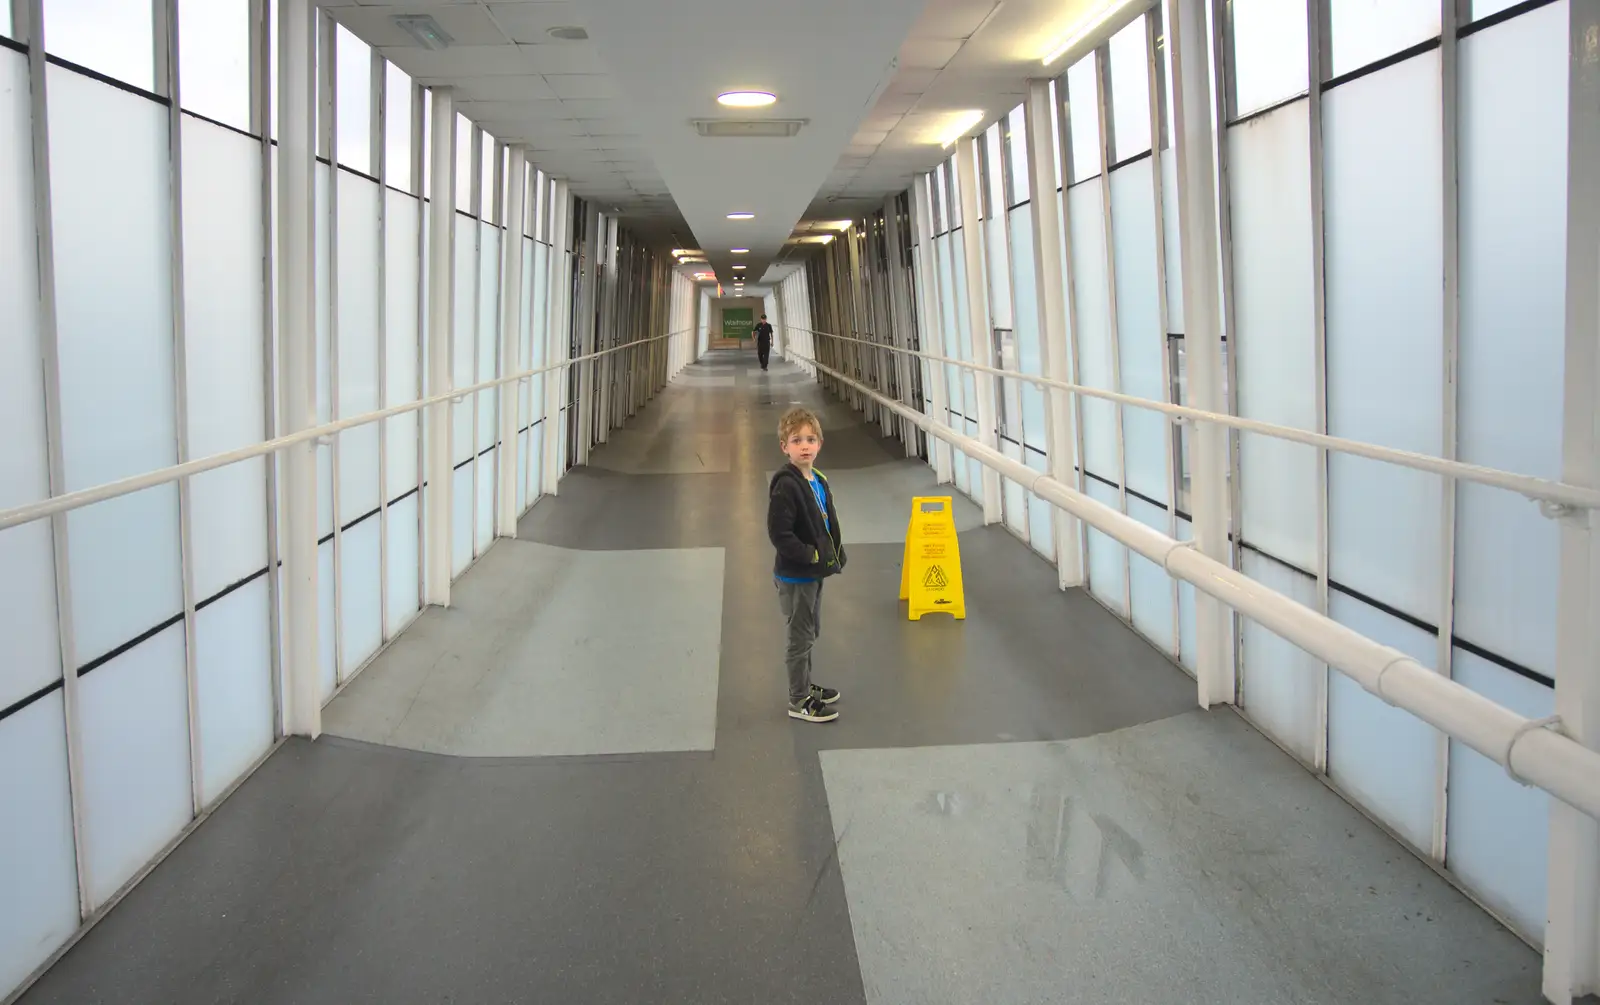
left=922, top=565, right=949, bottom=590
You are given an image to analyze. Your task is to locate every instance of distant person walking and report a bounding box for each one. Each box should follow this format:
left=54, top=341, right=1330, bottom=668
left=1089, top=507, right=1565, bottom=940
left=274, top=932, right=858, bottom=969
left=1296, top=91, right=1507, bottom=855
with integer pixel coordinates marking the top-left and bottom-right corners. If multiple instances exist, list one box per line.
left=755, top=314, right=774, bottom=370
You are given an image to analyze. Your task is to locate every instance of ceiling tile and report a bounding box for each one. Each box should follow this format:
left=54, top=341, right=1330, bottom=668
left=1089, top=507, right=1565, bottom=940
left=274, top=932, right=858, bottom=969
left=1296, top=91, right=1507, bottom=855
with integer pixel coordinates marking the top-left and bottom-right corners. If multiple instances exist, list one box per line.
left=452, top=75, right=557, bottom=101
left=898, top=37, right=964, bottom=70
left=545, top=74, right=620, bottom=100
left=388, top=44, right=537, bottom=78
left=486, top=2, right=587, bottom=43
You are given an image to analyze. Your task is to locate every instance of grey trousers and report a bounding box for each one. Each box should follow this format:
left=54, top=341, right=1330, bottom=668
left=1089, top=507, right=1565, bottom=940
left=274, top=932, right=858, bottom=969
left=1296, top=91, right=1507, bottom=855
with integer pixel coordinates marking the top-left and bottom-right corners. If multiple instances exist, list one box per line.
left=776, top=578, right=823, bottom=705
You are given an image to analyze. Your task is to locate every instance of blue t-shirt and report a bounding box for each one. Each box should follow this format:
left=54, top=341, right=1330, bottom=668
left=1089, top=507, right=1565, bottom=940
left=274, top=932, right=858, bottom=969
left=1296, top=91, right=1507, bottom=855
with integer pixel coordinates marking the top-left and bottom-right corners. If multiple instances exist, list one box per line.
left=777, top=473, right=828, bottom=584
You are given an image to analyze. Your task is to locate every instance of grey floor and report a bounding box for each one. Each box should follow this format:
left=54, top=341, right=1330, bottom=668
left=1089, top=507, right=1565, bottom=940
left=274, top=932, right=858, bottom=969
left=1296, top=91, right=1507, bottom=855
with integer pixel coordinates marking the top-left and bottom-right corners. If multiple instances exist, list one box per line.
left=18, top=351, right=1545, bottom=1004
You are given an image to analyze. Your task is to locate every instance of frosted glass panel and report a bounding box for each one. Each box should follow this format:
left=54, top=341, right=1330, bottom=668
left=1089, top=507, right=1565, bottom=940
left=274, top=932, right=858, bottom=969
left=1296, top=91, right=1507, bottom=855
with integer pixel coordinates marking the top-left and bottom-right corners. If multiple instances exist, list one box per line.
left=385, top=193, right=422, bottom=502
left=1007, top=208, right=1047, bottom=453
left=452, top=465, right=473, bottom=577
left=0, top=692, right=80, bottom=996
left=477, top=224, right=501, bottom=454
left=78, top=626, right=192, bottom=908
left=1160, top=156, right=1183, bottom=326
left=1108, top=16, right=1151, bottom=160
left=1002, top=439, right=1026, bottom=535
left=385, top=494, right=421, bottom=637
left=1085, top=478, right=1126, bottom=614
left=1239, top=549, right=1322, bottom=763
left=1328, top=0, right=1440, bottom=79
left=1454, top=5, right=1567, bottom=678
left=339, top=516, right=382, bottom=675
left=1127, top=495, right=1174, bottom=652
left=315, top=165, right=332, bottom=424
left=1327, top=592, right=1439, bottom=851
left=453, top=217, right=478, bottom=464
left=1025, top=448, right=1053, bottom=560
left=1, top=49, right=64, bottom=709
left=1228, top=101, right=1319, bottom=570
left=1470, top=0, right=1526, bottom=16
left=338, top=174, right=383, bottom=524
left=318, top=540, right=335, bottom=701
left=194, top=577, right=273, bottom=805
left=476, top=447, right=496, bottom=553
left=44, top=0, right=155, bottom=89
left=384, top=63, right=414, bottom=193
left=50, top=68, right=183, bottom=662
left=1230, top=0, right=1309, bottom=116
left=1068, top=184, right=1118, bottom=482
left=1324, top=52, right=1443, bottom=621
left=1176, top=516, right=1197, bottom=672
left=1109, top=161, right=1167, bottom=504
left=1446, top=650, right=1551, bottom=940
left=985, top=216, right=1013, bottom=328
left=183, top=116, right=268, bottom=601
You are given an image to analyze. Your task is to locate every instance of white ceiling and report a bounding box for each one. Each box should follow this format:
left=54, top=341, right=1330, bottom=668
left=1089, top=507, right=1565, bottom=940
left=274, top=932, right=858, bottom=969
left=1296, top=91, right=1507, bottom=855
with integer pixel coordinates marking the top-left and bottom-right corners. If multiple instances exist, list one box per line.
left=321, top=0, right=1115, bottom=287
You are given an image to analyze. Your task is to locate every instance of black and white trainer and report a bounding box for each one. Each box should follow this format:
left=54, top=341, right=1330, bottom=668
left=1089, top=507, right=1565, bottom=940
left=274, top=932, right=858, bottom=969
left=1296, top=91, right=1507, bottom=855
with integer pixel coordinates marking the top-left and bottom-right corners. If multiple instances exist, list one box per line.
left=788, top=695, right=839, bottom=723
left=811, top=684, right=841, bottom=705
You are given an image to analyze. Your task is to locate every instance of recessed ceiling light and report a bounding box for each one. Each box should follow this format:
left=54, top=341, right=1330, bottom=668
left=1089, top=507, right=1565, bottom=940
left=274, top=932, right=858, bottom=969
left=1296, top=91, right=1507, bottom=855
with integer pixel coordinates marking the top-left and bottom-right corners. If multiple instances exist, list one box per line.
left=717, top=91, right=777, bottom=108
left=732, top=264, right=747, bottom=270
left=727, top=212, right=754, bottom=220
left=394, top=15, right=453, bottom=51
left=730, top=248, right=749, bottom=254
left=547, top=26, right=590, bottom=41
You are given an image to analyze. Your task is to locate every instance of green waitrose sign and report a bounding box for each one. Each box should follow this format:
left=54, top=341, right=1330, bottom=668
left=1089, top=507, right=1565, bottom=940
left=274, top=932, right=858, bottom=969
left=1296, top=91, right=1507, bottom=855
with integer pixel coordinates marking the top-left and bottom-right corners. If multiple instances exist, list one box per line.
left=722, top=307, right=755, bottom=340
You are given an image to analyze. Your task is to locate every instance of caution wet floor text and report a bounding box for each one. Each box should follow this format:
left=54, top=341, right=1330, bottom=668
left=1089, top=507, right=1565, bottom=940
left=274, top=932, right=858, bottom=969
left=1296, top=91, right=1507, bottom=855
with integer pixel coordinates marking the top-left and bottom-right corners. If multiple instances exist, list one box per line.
left=898, top=496, right=966, bottom=621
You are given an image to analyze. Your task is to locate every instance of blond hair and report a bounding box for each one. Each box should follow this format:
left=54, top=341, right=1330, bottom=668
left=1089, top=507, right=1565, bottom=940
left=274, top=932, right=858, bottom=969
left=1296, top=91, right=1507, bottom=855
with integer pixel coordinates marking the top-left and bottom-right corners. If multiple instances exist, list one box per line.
left=778, top=407, right=822, bottom=443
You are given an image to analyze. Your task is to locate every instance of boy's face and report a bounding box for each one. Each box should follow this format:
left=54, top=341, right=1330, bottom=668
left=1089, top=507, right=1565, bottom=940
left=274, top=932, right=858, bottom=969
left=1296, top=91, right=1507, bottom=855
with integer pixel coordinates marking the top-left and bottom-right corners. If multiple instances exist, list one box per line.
left=781, top=424, right=822, bottom=469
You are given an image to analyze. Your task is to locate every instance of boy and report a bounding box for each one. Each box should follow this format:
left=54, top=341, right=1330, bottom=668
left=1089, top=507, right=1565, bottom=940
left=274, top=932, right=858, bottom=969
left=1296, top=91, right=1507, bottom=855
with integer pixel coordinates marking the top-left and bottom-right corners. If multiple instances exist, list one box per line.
left=754, top=314, right=774, bottom=370
left=767, top=407, right=846, bottom=722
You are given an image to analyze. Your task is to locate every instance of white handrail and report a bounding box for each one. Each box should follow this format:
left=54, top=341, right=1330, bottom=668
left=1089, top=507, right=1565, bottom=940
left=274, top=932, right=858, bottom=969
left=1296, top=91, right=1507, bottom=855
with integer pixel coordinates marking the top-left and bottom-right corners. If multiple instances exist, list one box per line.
left=0, top=328, right=691, bottom=533
left=790, top=326, right=1600, bottom=512
left=790, top=347, right=1600, bottom=822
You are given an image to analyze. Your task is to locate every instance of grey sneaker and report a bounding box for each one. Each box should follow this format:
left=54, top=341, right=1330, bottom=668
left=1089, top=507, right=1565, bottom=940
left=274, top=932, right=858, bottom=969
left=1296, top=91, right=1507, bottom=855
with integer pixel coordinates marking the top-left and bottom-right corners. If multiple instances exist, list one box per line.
left=788, top=695, right=839, bottom=723
left=811, top=684, right=841, bottom=705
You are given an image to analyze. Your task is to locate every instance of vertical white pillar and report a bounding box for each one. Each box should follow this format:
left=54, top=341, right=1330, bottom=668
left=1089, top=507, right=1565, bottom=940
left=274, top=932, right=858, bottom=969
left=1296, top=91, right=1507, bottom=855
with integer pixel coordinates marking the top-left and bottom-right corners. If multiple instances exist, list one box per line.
left=1023, top=79, right=1085, bottom=589
left=542, top=179, right=569, bottom=496
left=1169, top=0, right=1234, bottom=708
left=496, top=145, right=527, bottom=538
left=954, top=139, right=1004, bottom=524
left=276, top=0, right=321, bottom=736
left=423, top=87, right=455, bottom=607
left=1544, top=4, right=1600, bottom=1000
left=912, top=174, right=954, bottom=484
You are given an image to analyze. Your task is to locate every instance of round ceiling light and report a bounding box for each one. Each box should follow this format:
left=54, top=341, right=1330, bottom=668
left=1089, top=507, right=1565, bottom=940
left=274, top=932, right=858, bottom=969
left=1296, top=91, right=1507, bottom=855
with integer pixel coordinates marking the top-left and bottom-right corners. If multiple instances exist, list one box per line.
left=727, top=212, right=755, bottom=220
left=547, top=26, right=589, bottom=41
left=717, top=91, right=777, bottom=108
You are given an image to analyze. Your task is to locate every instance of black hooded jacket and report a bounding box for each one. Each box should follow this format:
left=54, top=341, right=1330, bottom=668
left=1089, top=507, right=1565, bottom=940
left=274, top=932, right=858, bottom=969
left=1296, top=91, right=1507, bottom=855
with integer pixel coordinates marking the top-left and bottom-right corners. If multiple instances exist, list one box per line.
left=767, top=464, right=846, bottom=580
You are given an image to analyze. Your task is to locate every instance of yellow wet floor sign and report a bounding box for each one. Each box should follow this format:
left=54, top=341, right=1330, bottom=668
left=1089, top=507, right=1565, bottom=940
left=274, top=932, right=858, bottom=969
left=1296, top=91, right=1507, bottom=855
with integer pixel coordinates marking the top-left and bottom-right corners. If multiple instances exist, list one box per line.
left=899, top=496, right=966, bottom=621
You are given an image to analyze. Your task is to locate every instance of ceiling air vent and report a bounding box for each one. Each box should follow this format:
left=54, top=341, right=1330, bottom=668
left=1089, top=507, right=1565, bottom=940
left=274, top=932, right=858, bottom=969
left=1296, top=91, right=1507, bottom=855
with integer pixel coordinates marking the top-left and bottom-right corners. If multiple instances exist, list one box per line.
left=547, top=26, right=589, bottom=41
left=691, top=118, right=808, bottom=139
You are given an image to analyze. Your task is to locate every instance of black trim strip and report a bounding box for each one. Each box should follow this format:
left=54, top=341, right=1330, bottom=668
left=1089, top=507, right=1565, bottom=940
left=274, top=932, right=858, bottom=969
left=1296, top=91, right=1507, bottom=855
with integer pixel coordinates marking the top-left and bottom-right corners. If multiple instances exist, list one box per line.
left=44, top=53, right=169, bottom=105
left=1, top=678, right=64, bottom=723
left=0, top=34, right=27, bottom=55
left=1459, top=0, right=1560, bottom=38
left=1083, top=469, right=1120, bottom=491
left=385, top=180, right=421, bottom=199
left=1322, top=37, right=1440, bottom=92
left=1229, top=91, right=1309, bottom=129
left=335, top=161, right=382, bottom=187
left=179, top=107, right=259, bottom=142
left=1108, top=148, right=1154, bottom=173
left=193, top=567, right=269, bottom=614
left=1237, top=542, right=1555, bottom=689
left=78, top=613, right=184, bottom=678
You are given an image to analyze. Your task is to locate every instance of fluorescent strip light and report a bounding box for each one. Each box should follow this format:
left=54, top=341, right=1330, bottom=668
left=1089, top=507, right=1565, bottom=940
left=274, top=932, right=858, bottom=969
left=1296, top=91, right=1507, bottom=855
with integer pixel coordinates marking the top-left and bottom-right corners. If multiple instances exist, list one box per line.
left=727, top=212, right=755, bottom=220
left=939, top=110, right=985, bottom=148
left=717, top=91, right=778, bottom=108
left=730, top=248, right=749, bottom=254
left=1041, top=0, right=1141, bottom=67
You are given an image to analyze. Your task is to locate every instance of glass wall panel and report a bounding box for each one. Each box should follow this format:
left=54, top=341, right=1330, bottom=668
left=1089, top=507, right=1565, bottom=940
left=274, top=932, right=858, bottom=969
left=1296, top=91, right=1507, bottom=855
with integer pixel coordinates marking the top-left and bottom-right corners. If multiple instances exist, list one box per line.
left=1324, top=52, right=1444, bottom=622
left=0, top=49, right=63, bottom=710
left=1228, top=100, right=1319, bottom=570
left=1454, top=4, right=1567, bottom=679
left=1127, top=495, right=1174, bottom=651
left=1108, top=16, right=1151, bottom=160
left=1085, top=477, right=1126, bottom=613
left=1066, top=54, right=1102, bottom=181
left=194, top=577, right=272, bottom=805
left=1109, top=160, right=1166, bottom=504
left=1239, top=549, right=1322, bottom=763
left=1328, top=0, right=1440, bottom=79
left=1326, top=592, right=1440, bottom=851
left=44, top=0, right=154, bottom=90
left=178, top=0, right=251, bottom=131
left=49, top=67, right=181, bottom=664
left=1229, top=0, right=1309, bottom=116
left=385, top=63, right=414, bottom=192
left=1068, top=184, right=1117, bottom=482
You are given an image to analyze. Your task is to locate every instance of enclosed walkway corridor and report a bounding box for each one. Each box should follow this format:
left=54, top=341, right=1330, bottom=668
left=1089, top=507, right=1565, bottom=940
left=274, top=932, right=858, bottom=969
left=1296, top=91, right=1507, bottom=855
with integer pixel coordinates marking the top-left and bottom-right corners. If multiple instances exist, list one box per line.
left=15, top=354, right=1545, bottom=1005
